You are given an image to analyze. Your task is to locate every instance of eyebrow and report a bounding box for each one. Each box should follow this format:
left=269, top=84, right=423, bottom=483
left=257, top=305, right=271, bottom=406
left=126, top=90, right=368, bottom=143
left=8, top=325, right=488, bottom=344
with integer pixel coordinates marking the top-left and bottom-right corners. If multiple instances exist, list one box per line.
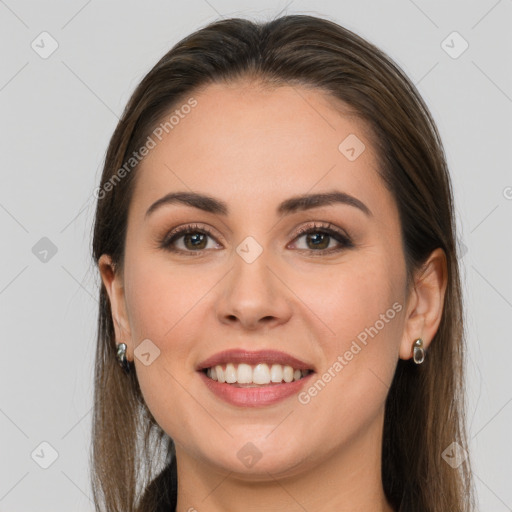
left=145, top=190, right=372, bottom=219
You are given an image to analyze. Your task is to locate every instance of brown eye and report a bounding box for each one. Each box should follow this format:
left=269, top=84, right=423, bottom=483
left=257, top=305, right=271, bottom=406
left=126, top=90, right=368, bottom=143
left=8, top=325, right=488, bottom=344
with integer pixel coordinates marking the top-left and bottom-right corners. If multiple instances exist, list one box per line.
left=291, top=223, right=353, bottom=254
left=159, top=222, right=353, bottom=256
left=302, top=232, right=331, bottom=250
left=181, top=232, right=208, bottom=250
left=160, top=224, right=221, bottom=255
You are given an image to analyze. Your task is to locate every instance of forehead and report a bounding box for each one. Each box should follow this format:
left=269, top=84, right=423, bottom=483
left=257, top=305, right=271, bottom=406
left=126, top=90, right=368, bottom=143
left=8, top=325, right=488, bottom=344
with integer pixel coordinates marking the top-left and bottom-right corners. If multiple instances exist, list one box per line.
left=131, top=80, right=392, bottom=220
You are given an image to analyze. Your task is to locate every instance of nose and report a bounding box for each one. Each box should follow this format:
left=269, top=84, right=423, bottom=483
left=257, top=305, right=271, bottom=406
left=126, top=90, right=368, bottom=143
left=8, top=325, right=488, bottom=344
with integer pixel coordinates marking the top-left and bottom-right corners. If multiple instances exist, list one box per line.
left=215, top=245, right=293, bottom=331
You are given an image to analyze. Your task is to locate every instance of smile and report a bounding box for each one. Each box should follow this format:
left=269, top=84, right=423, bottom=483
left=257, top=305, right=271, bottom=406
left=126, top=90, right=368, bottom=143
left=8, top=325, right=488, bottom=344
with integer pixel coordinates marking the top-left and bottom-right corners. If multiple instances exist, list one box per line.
left=204, top=363, right=312, bottom=386
left=197, top=349, right=316, bottom=407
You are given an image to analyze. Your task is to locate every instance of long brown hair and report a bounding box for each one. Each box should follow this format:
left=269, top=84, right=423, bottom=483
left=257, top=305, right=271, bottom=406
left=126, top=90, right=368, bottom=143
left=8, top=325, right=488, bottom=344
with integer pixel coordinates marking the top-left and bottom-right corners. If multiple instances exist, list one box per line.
left=91, top=14, right=474, bottom=512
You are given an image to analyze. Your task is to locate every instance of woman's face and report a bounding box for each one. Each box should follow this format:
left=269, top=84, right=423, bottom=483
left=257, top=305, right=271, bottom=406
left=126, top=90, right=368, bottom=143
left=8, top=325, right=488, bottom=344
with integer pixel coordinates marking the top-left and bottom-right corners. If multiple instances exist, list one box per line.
left=101, top=80, right=416, bottom=478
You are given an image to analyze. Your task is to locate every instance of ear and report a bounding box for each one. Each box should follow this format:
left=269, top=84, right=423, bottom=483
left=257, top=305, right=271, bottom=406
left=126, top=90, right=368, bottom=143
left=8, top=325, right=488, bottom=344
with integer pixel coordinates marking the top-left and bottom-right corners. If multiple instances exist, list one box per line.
left=98, top=254, right=133, bottom=362
left=399, top=248, right=448, bottom=361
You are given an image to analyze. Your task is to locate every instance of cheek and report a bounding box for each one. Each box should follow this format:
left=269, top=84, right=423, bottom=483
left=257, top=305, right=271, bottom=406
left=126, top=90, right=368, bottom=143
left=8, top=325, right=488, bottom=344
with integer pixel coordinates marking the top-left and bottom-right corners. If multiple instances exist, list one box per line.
left=293, top=255, right=404, bottom=417
left=123, top=259, right=209, bottom=438
left=293, top=255, right=403, bottom=353
left=124, top=253, right=196, bottom=339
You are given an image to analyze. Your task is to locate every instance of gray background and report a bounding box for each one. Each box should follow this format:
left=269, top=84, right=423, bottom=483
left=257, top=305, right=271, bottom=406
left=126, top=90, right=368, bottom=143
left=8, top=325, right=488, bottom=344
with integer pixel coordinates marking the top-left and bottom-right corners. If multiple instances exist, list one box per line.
left=1, top=0, right=511, bottom=510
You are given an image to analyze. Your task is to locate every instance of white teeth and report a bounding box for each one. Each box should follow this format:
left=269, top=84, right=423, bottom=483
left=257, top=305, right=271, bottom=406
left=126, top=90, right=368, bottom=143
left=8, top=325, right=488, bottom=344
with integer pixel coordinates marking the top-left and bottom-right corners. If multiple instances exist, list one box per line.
left=253, top=363, right=270, bottom=384
left=216, top=365, right=225, bottom=383
left=237, top=363, right=252, bottom=384
left=225, top=363, right=237, bottom=383
left=283, top=365, right=294, bottom=383
left=205, top=363, right=311, bottom=385
left=270, top=364, right=283, bottom=383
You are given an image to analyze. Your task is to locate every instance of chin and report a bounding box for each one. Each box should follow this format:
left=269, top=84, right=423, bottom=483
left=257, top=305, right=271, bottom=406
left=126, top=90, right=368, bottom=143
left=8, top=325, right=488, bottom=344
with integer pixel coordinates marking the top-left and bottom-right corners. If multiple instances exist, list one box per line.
left=194, top=439, right=314, bottom=480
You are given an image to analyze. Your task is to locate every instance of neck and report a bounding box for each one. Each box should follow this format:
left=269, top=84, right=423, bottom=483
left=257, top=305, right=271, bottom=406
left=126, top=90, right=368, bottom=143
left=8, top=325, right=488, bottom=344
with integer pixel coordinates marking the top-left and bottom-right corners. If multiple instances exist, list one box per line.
left=174, top=408, right=395, bottom=512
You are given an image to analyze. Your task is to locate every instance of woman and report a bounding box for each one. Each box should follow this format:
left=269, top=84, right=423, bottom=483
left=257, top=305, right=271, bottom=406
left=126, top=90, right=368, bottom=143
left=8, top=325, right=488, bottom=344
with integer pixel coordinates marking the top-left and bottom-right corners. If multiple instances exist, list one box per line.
left=91, top=14, right=475, bottom=512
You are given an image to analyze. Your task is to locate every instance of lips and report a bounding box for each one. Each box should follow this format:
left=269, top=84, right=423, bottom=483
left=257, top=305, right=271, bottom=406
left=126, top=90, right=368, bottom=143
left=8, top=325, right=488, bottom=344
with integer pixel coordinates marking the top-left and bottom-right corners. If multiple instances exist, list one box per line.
left=196, top=349, right=316, bottom=406
left=196, top=349, right=315, bottom=372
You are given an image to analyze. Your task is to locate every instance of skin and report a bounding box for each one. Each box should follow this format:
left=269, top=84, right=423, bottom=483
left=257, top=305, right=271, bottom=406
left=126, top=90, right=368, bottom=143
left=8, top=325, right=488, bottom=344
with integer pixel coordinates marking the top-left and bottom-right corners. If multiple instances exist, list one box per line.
left=99, top=80, right=447, bottom=512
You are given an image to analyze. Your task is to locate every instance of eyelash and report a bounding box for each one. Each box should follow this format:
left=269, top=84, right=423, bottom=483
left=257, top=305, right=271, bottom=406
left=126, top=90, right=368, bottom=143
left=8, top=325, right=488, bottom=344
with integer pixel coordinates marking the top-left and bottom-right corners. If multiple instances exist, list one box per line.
left=159, top=222, right=354, bottom=256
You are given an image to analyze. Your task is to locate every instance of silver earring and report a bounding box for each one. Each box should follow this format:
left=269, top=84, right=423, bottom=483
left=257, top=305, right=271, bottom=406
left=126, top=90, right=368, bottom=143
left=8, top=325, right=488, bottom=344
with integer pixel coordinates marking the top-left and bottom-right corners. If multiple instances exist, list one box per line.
left=116, top=343, right=131, bottom=374
left=412, top=338, right=425, bottom=364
